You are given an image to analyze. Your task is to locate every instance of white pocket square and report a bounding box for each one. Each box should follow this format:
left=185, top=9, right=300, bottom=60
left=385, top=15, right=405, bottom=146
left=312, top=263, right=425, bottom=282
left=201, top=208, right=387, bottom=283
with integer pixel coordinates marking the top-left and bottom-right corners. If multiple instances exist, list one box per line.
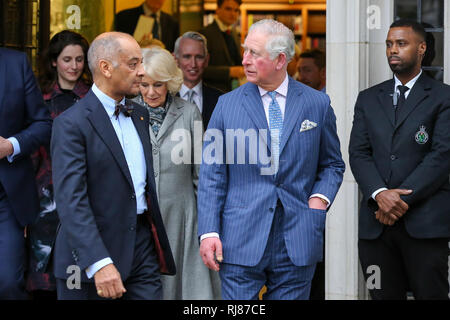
left=300, top=120, right=317, bottom=132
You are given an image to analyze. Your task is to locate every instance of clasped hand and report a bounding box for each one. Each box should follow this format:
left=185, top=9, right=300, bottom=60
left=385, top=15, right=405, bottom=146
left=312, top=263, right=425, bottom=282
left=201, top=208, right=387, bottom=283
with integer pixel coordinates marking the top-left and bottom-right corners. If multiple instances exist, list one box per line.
left=375, top=189, right=412, bottom=226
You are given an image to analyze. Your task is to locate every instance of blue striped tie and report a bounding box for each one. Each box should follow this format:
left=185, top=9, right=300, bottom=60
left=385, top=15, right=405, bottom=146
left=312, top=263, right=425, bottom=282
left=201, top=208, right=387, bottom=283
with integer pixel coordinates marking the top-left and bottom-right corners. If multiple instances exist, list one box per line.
left=268, top=91, right=283, bottom=173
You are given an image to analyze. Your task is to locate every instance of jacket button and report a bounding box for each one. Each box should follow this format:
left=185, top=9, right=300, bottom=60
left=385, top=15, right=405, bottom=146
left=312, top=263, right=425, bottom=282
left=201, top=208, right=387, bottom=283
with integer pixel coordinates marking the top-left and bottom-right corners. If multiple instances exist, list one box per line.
left=390, top=155, right=396, bottom=160
left=131, top=193, right=136, bottom=199
left=269, top=208, right=274, bottom=213
left=129, top=226, right=135, bottom=231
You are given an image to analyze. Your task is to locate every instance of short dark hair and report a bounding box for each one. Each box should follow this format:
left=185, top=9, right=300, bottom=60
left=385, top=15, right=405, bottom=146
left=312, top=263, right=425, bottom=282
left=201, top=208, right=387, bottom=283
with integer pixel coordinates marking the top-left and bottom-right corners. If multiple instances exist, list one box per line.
left=299, top=49, right=326, bottom=69
left=217, top=0, right=242, bottom=8
left=390, top=19, right=427, bottom=42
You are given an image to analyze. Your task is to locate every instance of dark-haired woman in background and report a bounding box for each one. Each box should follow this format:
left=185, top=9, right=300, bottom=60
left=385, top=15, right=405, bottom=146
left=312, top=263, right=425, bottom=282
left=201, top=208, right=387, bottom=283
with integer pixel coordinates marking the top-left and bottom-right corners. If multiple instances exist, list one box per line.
left=26, top=30, right=92, bottom=299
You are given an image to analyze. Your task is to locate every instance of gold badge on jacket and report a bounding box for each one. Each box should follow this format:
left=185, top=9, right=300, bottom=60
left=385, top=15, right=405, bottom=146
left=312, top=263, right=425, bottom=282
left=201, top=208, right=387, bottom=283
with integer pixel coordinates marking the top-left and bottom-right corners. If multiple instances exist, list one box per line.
left=415, top=125, right=428, bottom=144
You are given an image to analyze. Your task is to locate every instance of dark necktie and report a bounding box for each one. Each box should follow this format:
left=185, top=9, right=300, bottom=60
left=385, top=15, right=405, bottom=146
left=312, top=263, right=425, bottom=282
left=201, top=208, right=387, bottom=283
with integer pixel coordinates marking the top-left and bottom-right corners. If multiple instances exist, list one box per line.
left=151, top=13, right=159, bottom=40
left=114, top=100, right=133, bottom=119
left=395, top=85, right=409, bottom=124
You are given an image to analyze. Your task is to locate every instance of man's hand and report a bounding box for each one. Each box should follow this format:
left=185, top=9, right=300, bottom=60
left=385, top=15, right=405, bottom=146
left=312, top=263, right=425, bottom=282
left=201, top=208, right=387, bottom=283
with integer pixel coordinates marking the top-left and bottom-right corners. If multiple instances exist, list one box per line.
left=199, top=237, right=223, bottom=272
left=229, top=66, right=245, bottom=79
left=308, top=197, right=328, bottom=210
left=94, top=264, right=126, bottom=299
left=375, top=210, right=397, bottom=226
left=0, top=137, right=13, bottom=160
left=375, top=189, right=412, bottom=222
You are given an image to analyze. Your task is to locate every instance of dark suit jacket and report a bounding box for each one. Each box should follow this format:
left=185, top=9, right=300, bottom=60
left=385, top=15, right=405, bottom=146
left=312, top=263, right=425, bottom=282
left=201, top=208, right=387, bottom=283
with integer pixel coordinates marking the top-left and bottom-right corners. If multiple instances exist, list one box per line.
left=0, top=48, right=52, bottom=227
left=349, top=73, right=450, bottom=240
left=199, top=20, right=242, bottom=92
left=115, top=5, right=179, bottom=52
left=202, top=83, right=223, bottom=128
left=51, top=90, right=175, bottom=283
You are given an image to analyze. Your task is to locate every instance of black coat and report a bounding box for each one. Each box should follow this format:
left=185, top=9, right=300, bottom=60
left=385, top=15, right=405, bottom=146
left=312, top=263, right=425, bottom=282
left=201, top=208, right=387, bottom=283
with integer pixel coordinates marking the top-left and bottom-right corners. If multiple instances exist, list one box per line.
left=349, top=73, right=450, bottom=240
left=202, top=83, right=223, bottom=128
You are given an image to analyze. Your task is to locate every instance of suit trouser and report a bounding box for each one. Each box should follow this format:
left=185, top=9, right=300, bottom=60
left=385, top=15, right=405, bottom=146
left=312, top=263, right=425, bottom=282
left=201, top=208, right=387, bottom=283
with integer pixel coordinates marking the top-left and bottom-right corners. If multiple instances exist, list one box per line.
left=0, top=183, right=28, bottom=299
left=219, top=202, right=316, bottom=300
left=359, top=219, right=449, bottom=300
left=56, top=213, right=162, bottom=300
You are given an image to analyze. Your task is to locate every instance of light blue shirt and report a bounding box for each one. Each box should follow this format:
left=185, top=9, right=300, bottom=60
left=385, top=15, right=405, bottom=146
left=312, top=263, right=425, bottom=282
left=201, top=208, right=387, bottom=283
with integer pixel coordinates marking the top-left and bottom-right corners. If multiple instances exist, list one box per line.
left=86, top=84, right=148, bottom=278
left=6, top=137, right=20, bottom=162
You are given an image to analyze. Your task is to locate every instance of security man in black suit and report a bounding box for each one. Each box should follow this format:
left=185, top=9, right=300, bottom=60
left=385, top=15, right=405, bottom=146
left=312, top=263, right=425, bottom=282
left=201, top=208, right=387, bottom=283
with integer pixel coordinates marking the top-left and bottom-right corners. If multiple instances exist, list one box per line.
left=349, top=19, right=450, bottom=300
left=115, top=0, right=179, bottom=52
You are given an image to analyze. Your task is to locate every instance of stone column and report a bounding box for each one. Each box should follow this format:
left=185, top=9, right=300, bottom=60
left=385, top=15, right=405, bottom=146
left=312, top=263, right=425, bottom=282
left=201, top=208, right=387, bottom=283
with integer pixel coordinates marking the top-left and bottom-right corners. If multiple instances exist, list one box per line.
left=325, top=0, right=393, bottom=300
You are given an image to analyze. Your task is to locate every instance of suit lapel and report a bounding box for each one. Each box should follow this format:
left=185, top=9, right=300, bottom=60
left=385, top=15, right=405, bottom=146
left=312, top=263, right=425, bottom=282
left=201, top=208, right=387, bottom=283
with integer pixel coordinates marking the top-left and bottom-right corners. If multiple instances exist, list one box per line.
left=86, top=92, right=134, bottom=189
left=395, top=73, right=430, bottom=129
left=0, top=50, right=5, bottom=111
left=212, top=21, right=233, bottom=65
left=155, top=99, right=183, bottom=142
left=242, top=83, right=270, bottom=148
left=279, top=79, right=306, bottom=155
left=377, top=79, right=396, bottom=128
left=202, top=85, right=213, bottom=125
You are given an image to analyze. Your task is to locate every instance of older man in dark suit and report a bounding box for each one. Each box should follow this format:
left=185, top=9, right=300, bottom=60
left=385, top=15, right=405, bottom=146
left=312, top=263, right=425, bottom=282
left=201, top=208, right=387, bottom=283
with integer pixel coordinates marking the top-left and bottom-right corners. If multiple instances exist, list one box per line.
left=115, top=0, right=179, bottom=52
left=349, top=19, right=450, bottom=299
left=0, top=48, right=52, bottom=299
left=51, top=32, right=175, bottom=300
left=174, top=31, right=223, bottom=129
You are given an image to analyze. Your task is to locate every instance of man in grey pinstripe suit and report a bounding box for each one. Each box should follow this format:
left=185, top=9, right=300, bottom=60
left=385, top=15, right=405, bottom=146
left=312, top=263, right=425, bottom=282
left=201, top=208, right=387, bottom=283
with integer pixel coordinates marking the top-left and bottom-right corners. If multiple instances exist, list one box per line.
left=197, top=19, right=345, bottom=300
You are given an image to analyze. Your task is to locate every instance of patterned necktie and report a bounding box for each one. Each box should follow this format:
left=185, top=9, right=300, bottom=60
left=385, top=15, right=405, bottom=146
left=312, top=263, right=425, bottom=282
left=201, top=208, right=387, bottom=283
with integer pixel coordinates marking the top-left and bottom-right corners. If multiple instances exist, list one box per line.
left=151, top=13, right=159, bottom=40
left=187, top=89, right=197, bottom=106
left=114, top=100, right=133, bottom=119
left=395, top=85, right=409, bottom=124
left=268, top=91, right=283, bottom=173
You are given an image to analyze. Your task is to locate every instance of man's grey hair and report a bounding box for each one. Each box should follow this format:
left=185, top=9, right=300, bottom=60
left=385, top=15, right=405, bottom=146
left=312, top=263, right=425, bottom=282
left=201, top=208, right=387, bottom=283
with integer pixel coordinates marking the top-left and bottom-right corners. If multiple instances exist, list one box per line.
left=174, top=31, right=208, bottom=57
left=248, top=19, right=295, bottom=62
left=87, top=33, right=123, bottom=74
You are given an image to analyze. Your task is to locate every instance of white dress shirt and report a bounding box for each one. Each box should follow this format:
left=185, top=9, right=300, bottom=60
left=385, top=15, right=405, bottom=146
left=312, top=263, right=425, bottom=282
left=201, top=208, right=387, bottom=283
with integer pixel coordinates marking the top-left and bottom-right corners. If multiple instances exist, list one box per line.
left=180, top=82, right=203, bottom=113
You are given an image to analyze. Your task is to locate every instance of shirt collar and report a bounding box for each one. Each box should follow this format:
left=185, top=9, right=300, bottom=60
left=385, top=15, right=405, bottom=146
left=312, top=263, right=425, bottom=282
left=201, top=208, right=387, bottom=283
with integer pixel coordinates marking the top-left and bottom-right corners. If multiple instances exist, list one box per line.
left=215, top=17, right=232, bottom=33
left=91, top=83, right=125, bottom=119
left=394, top=69, right=422, bottom=91
left=143, top=3, right=160, bottom=18
left=180, top=81, right=203, bottom=98
left=258, top=73, right=289, bottom=98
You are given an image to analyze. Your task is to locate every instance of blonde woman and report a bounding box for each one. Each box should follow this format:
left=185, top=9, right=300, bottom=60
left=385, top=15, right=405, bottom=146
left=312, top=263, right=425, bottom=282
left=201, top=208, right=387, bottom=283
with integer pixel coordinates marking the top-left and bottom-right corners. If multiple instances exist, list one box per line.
left=133, top=47, right=221, bottom=299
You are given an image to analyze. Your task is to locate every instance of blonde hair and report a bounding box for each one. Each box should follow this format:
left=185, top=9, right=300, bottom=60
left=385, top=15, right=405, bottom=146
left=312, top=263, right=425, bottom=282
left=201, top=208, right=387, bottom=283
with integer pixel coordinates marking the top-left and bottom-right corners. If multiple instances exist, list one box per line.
left=141, top=47, right=183, bottom=94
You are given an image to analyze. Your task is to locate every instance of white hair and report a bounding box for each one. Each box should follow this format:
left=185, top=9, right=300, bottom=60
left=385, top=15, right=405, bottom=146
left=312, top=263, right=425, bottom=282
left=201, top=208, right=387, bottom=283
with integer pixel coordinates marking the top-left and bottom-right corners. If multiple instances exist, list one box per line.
left=248, top=19, right=295, bottom=61
left=142, top=46, right=183, bottom=94
left=174, top=31, right=208, bottom=57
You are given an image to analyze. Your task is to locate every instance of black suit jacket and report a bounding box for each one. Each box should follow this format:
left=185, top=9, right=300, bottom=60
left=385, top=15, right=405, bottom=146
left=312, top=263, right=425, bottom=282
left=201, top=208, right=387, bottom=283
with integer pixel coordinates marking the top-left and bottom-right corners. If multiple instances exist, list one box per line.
left=51, top=90, right=175, bottom=282
left=115, top=5, right=179, bottom=52
left=202, top=83, right=223, bottom=128
left=0, top=48, right=52, bottom=226
left=349, top=73, right=450, bottom=240
left=199, top=20, right=242, bottom=92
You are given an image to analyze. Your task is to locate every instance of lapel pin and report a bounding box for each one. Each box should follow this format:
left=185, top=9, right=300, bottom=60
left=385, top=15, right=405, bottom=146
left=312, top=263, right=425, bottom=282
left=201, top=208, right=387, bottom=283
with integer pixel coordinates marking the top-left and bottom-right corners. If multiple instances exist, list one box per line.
left=140, top=116, right=144, bottom=121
